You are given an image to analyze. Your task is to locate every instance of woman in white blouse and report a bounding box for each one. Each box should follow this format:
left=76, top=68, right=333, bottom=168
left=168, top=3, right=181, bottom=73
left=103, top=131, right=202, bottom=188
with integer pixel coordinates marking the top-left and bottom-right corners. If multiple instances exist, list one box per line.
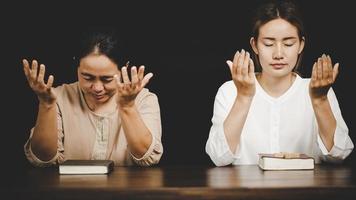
left=206, top=0, right=353, bottom=166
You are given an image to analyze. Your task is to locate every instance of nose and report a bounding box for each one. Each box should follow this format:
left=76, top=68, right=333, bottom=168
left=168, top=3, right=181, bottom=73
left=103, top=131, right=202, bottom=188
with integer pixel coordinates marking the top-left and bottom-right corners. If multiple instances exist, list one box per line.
left=92, top=81, right=104, bottom=93
left=273, top=43, right=284, bottom=60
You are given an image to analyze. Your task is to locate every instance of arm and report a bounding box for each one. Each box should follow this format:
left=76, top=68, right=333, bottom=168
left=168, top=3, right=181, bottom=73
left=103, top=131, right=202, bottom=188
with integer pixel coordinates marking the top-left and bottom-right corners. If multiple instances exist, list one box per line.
left=206, top=50, right=255, bottom=166
left=223, top=50, right=255, bottom=153
left=23, top=59, right=58, bottom=161
left=115, top=65, right=156, bottom=159
left=310, top=55, right=353, bottom=160
left=119, top=105, right=153, bottom=158
left=309, top=55, right=338, bottom=151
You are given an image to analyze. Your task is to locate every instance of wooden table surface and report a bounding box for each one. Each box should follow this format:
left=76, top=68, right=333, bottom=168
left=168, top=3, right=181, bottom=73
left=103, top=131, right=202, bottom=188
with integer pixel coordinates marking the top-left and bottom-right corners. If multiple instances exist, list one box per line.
left=2, top=164, right=356, bottom=200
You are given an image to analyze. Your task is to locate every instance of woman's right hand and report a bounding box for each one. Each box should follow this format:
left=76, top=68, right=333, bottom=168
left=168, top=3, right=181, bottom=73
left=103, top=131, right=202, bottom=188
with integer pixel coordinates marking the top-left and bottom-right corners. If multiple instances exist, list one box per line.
left=23, top=59, right=57, bottom=105
left=226, top=49, right=256, bottom=100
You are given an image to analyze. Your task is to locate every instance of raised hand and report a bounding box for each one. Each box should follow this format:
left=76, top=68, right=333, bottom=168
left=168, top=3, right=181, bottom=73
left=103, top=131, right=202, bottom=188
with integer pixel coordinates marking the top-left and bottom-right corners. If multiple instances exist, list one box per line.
left=22, top=59, right=56, bottom=105
left=226, top=49, right=256, bottom=99
left=114, top=63, right=153, bottom=108
left=309, top=54, right=339, bottom=101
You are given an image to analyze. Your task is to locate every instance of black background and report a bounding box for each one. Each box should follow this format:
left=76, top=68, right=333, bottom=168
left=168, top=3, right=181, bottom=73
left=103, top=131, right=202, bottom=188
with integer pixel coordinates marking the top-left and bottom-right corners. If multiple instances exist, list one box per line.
left=2, top=0, right=356, bottom=170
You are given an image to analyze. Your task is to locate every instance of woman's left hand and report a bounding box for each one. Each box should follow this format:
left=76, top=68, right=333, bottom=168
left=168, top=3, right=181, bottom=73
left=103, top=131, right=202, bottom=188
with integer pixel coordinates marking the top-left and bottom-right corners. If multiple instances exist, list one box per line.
left=115, top=64, right=153, bottom=108
left=309, top=54, right=339, bottom=101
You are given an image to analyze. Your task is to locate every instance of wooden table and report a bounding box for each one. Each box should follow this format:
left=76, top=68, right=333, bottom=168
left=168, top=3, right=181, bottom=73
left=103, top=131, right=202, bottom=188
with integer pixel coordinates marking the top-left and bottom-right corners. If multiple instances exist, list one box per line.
left=2, top=165, right=356, bottom=200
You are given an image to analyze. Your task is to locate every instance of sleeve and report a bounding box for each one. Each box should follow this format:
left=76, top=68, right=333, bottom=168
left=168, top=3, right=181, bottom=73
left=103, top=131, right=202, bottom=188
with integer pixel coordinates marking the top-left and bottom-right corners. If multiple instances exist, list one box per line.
left=23, top=103, right=65, bottom=167
left=205, top=84, right=240, bottom=166
left=129, top=91, right=163, bottom=166
left=316, top=88, right=354, bottom=163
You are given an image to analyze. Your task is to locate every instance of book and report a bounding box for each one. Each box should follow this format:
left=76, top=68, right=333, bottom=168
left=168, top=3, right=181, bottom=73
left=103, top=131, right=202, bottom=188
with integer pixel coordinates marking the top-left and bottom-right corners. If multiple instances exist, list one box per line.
left=258, top=152, right=314, bottom=170
left=59, top=160, right=114, bottom=175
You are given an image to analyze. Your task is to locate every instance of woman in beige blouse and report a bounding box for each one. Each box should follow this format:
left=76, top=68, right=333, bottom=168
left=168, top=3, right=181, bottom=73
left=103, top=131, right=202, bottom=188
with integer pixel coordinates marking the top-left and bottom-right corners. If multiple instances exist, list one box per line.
left=23, top=30, right=163, bottom=167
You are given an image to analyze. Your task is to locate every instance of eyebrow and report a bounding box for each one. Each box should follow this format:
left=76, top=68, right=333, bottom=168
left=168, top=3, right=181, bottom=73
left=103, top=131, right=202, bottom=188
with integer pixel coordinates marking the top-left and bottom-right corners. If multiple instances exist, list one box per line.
left=262, top=37, right=298, bottom=41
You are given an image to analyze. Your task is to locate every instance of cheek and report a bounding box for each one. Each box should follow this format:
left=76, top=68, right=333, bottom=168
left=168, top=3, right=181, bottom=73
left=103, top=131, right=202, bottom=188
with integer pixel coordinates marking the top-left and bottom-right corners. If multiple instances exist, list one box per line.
left=104, top=82, right=117, bottom=93
left=285, top=48, right=300, bottom=63
left=78, top=80, right=91, bottom=92
left=257, top=49, right=271, bottom=64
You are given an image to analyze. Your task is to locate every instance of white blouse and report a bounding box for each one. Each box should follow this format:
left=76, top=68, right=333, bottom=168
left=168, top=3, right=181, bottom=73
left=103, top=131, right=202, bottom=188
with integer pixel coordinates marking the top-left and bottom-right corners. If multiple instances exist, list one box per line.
left=206, top=74, right=354, bottom=166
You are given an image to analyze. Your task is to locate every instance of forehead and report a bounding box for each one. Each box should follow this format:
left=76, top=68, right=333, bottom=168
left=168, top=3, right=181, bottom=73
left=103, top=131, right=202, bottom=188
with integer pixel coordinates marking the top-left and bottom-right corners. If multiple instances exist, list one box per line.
left=259, top=18, right=299, bottom=39
left=79, top=54, right=118, bottom=74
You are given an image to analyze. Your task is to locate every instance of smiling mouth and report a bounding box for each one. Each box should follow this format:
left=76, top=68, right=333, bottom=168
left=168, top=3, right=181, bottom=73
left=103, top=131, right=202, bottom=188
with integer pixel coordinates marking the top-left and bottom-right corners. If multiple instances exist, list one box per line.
left=94, top=94, right=105, bottom=99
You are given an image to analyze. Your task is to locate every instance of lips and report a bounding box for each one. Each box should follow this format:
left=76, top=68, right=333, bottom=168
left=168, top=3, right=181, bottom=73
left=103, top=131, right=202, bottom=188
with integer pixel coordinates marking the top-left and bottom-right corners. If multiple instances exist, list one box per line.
left=94, top=94, right=105, bottom=100
left=271, top=63, right=287, bottom=69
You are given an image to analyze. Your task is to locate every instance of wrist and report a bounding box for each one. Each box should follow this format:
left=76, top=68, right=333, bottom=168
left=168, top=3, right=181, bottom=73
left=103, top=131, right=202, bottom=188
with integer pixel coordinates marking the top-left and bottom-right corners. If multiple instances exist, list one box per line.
left=236, top=94, right=254, bottom=104
left=38, top=101, right=57, bottom=109
left=118, top=103, right=136, bottom=113
left=311, top=96, right=328, bottom=106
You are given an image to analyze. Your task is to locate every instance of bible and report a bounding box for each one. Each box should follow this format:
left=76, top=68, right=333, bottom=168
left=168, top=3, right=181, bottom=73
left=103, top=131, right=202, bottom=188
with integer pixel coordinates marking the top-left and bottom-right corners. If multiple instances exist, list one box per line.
left=59, top=160, right=114, bottom=174
left=258, top=152, right=314, bottom=170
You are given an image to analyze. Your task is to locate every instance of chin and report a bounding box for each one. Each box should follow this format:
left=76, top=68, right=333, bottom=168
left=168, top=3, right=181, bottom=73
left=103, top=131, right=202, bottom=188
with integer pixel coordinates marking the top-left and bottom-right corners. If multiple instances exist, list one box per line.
left=269, top=70, right=291, bottom=78
left=92, top=96, right=109, bottom=103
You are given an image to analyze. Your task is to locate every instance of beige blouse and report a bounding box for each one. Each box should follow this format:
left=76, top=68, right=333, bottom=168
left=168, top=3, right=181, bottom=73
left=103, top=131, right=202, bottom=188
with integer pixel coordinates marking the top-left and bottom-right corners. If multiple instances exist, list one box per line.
left=24, top=82, right=163, bottom=167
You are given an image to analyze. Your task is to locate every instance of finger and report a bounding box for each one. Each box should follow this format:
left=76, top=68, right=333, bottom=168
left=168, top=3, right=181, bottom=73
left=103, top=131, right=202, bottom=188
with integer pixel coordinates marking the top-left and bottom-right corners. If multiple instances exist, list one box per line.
left=248, top=58, right=255, bottom=79
left=138, top=65, right=145, bottom=80
left=37, top=64, right=46, bottom=84
left=237, top=50, right=245, bottom=77
left=232, top=51, right=241, bottom=76
left=317, top=57, right=322, bottom=80
left=226, top=60, right=233, bottom=75
left=311, top=62, right=317, bottom=82
left=327, top=55, right=333, bottom=83
left=121, top=67, right=131, bottom=84
left=31, top=60, right=38, bottom=81
left=22, top=59, right=31, bottom=82
left=46, top=75, right=54, bottom=88
left=131, top=66, right=138, bottom=85
left=322, top=54, right=329, bottom=80
left=22, top=59, right=30, bottom=75
left=114, top=72, right=123, bottom=87
left=333, top=63, right=339, bottom=82
left=242, top=51, right=250, bottom=77
left=141, top=73, right=153, bottom=88
left=232, top=51, right=240, bottom=66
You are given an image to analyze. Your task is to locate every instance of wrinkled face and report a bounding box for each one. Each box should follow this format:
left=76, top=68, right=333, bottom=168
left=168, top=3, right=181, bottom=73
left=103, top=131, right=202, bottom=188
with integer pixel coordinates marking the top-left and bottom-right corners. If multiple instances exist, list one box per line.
left=77, top=54, right=118, bottom=105
left=251, top=18, right=304, bottom=78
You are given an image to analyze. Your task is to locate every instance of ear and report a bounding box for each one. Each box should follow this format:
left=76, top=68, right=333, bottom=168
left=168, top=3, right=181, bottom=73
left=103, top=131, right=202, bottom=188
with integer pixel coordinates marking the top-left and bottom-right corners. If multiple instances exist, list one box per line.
left=250, top=37, right=258, bottom=55
left=298, top=36, right=305, bottom=54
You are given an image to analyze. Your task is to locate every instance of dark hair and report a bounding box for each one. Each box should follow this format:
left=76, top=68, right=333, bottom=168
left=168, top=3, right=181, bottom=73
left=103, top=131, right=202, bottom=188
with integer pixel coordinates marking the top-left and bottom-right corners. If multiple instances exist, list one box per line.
left=250, top=0, right=305, bottom=72
left=74, top=27, right=122, bottom=67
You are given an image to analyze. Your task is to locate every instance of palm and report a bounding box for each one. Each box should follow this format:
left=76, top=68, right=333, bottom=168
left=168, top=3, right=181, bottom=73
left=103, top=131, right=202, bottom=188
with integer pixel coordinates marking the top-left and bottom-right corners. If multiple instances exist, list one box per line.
left=22, top=59, right=57, bottom=105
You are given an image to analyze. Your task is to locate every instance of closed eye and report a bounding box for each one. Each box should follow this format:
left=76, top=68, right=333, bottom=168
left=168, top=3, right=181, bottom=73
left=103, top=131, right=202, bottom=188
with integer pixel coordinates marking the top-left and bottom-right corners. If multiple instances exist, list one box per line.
left=284, top=43, right=295, bottom=47
left=101, top=78, right=113, bottom=83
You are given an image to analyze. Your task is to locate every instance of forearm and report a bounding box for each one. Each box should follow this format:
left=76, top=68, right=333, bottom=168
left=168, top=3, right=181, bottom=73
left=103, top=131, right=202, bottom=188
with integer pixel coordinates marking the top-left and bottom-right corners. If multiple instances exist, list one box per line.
left=312, top=98, right=336, bottom=151
left=119, top=105, right=153, bottom=158
left=31, top=102, right=58, bottom=161
left=223, top=95, right=253, bottom=153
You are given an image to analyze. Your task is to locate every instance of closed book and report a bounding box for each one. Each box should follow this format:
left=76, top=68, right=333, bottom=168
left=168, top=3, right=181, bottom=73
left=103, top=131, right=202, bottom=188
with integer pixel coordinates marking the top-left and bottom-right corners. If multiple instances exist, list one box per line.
left=59, top=160, right=114, bottom=174
left=258, top=152, right=314, bottom=170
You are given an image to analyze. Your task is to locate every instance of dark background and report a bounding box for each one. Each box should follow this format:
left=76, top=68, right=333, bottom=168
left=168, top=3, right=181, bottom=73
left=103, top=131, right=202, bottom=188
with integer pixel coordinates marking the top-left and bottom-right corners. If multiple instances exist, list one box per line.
left=2, top=0, right=356, bottom=171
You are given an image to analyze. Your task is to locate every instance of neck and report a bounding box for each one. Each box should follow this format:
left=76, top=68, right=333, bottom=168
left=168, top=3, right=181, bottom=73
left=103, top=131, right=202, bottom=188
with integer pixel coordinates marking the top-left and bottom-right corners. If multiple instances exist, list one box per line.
left=257, top=72, right=296, bottom=98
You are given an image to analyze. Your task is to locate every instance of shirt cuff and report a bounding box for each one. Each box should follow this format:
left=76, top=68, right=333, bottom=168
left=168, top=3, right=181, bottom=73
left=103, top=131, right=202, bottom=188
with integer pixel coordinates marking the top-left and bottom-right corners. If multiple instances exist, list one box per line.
left=130, top=136, right=162, bottom=166
left=25, top=140, right=58, bottom=167
left=317, top=124, right=348, bottom=156
left=208, top=125, right=240, bottom=166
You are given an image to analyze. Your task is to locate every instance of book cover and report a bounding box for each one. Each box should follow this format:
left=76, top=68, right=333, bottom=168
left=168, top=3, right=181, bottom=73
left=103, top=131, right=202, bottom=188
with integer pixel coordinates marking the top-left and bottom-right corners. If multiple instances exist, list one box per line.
left=59, top=160, right=114, bottom=175
left=258, top=152, right=314, bottom=171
